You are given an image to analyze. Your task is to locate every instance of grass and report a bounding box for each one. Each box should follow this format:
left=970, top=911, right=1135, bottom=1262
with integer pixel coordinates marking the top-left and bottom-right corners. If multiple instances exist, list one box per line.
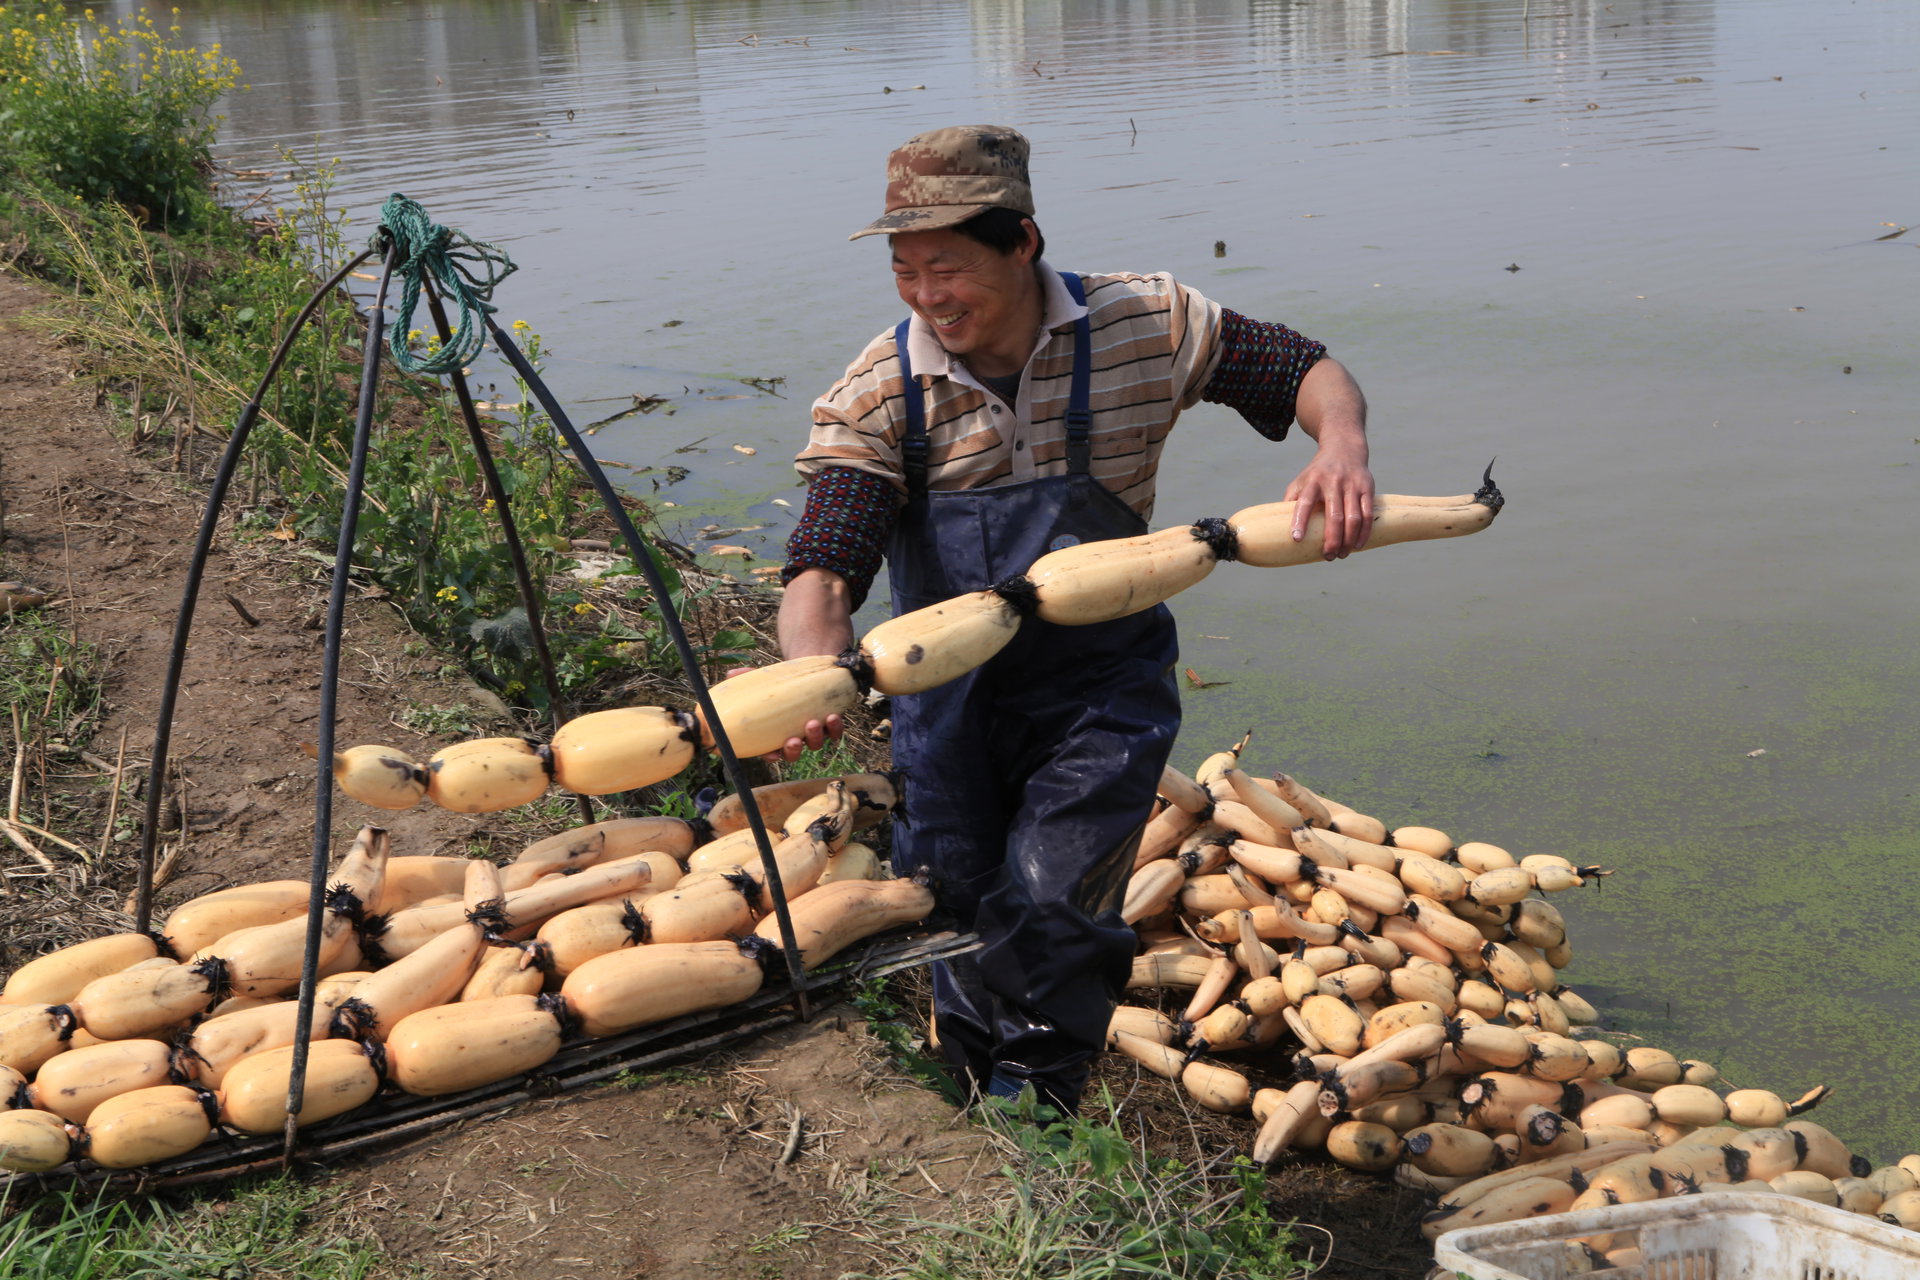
left=609, top=1063, right=710, bottom=1090
left=0, top=581, right=123, bottom=954
left=841, top=973, right=1320, bottom=1279
left=0, top=602, right=101, bottom=760
left=850, top=973, right=965, bottom=1105
left=841, top=1090, right=1319, bottom=1280
left=780, top=739, right=866, bottom=783
left=393, top=700, right=486, bottom=739
left=0, top=1175, right=388, bottom=1279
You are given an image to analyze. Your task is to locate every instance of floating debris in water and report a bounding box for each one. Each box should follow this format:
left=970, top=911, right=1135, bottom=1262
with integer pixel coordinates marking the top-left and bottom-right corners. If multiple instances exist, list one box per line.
left=585, top=395, right=670, bottom=430
left=733, top=444, right=757, bottom=455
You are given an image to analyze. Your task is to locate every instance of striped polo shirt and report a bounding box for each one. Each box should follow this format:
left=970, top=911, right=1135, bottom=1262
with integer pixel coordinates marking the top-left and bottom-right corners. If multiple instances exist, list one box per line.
left=796, top=262, right=1222, bottom=522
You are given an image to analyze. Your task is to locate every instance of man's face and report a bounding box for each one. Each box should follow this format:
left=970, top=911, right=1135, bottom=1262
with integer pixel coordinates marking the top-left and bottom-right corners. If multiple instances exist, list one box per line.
left=890, top=226, right=1036, bottom=361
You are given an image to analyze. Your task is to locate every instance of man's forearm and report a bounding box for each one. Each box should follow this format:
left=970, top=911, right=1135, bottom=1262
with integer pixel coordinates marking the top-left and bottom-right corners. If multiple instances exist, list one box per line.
left=1294, top=357, right=1369, bottom=458
left=778, top=567, right=856, bottom=659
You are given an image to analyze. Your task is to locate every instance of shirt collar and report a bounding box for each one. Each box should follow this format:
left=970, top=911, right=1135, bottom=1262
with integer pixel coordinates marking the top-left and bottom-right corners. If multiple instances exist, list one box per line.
left=902, top=258, right=1088, bottom=383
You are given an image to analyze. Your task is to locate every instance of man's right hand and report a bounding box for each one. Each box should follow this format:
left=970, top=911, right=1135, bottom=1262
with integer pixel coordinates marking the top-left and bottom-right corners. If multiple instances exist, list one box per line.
left=725, top=566, right=858, bottom=762
left=720, top=665, right=846, bottom=763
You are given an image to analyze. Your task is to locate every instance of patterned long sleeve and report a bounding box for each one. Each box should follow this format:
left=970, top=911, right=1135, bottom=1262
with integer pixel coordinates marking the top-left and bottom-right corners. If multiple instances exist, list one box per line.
left=780, top=466, right=899, bottom=610
left=1199, top=308, right=1328, bottom=440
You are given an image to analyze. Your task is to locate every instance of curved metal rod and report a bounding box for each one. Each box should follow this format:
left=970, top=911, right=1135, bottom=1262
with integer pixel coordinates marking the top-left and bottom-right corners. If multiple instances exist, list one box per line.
left=132, top=246, right=380, bottom=934
left=419, top=278, right=592, bottom=825
left=481, top=318, right=813, bottom=1019
left=282, top=247, right=397, bottom=1159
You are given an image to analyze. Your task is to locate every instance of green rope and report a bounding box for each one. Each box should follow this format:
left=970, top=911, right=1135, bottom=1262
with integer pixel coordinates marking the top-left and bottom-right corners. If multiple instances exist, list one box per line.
left=374, top=193, right=517, bottom=376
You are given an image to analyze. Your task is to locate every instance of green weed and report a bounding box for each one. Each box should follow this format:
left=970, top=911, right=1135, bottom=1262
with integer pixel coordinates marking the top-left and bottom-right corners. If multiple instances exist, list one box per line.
left=850, top=975, right=964, bottom=1105
left=644, top=787, right=704, bottom=822
left=0, top=1175, right=386, bottom=1279
left=746, top=1223, right=813, bottom=1255
left=0, top=604, right=100, bottom=749
left=394, top=701, right=483, bottom=738
left=610, top=1064, right=709, bottom=1091
left=780, top=739, right=865, bottom=783
left=0, top=4, right=238, bottom=228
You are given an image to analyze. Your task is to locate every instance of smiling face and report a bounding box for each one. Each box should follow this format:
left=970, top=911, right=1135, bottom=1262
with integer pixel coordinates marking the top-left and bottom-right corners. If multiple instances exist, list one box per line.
left=890, top=222, right=1044, bottom=378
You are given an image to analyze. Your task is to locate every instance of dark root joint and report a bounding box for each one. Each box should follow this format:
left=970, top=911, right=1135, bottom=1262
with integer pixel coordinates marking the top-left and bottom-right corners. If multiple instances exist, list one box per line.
left=537, top=992, right=579, bottom=1039
left=1474, top=459, right=1505, bottom=512
left=330, top=997, right=376, bottom=1041
left=834, top=646, right=875, bottom=696
left=1190, top=517, right=1239, bottom=562
left=989, top=575, right=1040, bottom=617
left=326, top=881, right=366, bottom=923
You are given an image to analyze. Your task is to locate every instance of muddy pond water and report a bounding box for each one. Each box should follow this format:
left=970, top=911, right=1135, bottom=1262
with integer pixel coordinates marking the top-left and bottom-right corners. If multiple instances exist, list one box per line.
left=150, top=0, right=1919, bottom=1156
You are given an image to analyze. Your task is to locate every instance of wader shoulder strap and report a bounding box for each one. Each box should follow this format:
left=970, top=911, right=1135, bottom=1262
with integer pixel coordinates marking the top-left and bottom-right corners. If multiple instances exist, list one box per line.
left=1060, top=272, right=1093, bottom=476
left=894, top=318, right=928, bottom=495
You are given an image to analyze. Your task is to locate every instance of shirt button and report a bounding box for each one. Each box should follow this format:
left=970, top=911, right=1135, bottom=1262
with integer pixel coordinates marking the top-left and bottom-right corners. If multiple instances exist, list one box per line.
left=990, top=404, right=1002, bottom=413
left=1015, top=439, right=1025, bottom=451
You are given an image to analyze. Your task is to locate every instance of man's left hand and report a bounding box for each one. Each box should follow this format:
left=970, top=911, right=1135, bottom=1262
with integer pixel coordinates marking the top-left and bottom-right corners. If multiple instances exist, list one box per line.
left=1287, top=358, right=1374, bottom=559
left=1285, top=440, right=1374, bottom=559
left=723, top=665, right=846, bottom=763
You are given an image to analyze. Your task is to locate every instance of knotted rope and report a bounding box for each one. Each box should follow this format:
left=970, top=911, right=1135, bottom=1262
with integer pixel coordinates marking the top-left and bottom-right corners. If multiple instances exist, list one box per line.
left=374, top=193, right=517, bottom=375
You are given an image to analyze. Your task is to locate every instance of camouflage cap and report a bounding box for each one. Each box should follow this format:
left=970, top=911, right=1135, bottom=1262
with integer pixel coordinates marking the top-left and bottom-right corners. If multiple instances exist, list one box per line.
left=848, top=125, right=1034, bottom=241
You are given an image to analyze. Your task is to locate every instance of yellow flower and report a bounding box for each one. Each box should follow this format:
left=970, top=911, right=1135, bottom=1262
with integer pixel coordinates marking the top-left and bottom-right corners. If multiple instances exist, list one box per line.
left=483, top=498, right=496, bottom=512
left=434, top=586, right=459, bottom=602
left=573, top=601, right=593, bottom=615
left=511, top=319, right=530, bottom=331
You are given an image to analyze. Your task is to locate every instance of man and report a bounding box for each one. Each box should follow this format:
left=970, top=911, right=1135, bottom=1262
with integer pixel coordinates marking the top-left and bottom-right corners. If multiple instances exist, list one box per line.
left=774, top=125, right=1372, bottom=1115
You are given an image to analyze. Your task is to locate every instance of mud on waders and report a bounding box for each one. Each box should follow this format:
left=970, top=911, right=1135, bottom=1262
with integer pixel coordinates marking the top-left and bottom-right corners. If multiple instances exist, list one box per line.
left=128, top=195, right=816, bottom=1161
left=887, top=272, right=1181, bottom=1116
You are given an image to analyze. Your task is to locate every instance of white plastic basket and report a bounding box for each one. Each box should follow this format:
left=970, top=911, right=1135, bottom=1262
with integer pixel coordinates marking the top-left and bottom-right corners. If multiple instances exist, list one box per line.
left=1431, top=1190, right=1920, bottom=1280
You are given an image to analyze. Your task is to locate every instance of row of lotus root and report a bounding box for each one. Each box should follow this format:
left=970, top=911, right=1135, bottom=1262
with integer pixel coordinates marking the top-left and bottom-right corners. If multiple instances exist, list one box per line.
left=316, top=477, right=1502, bottom=813
left=0, top=775, right=926, bottom=1173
